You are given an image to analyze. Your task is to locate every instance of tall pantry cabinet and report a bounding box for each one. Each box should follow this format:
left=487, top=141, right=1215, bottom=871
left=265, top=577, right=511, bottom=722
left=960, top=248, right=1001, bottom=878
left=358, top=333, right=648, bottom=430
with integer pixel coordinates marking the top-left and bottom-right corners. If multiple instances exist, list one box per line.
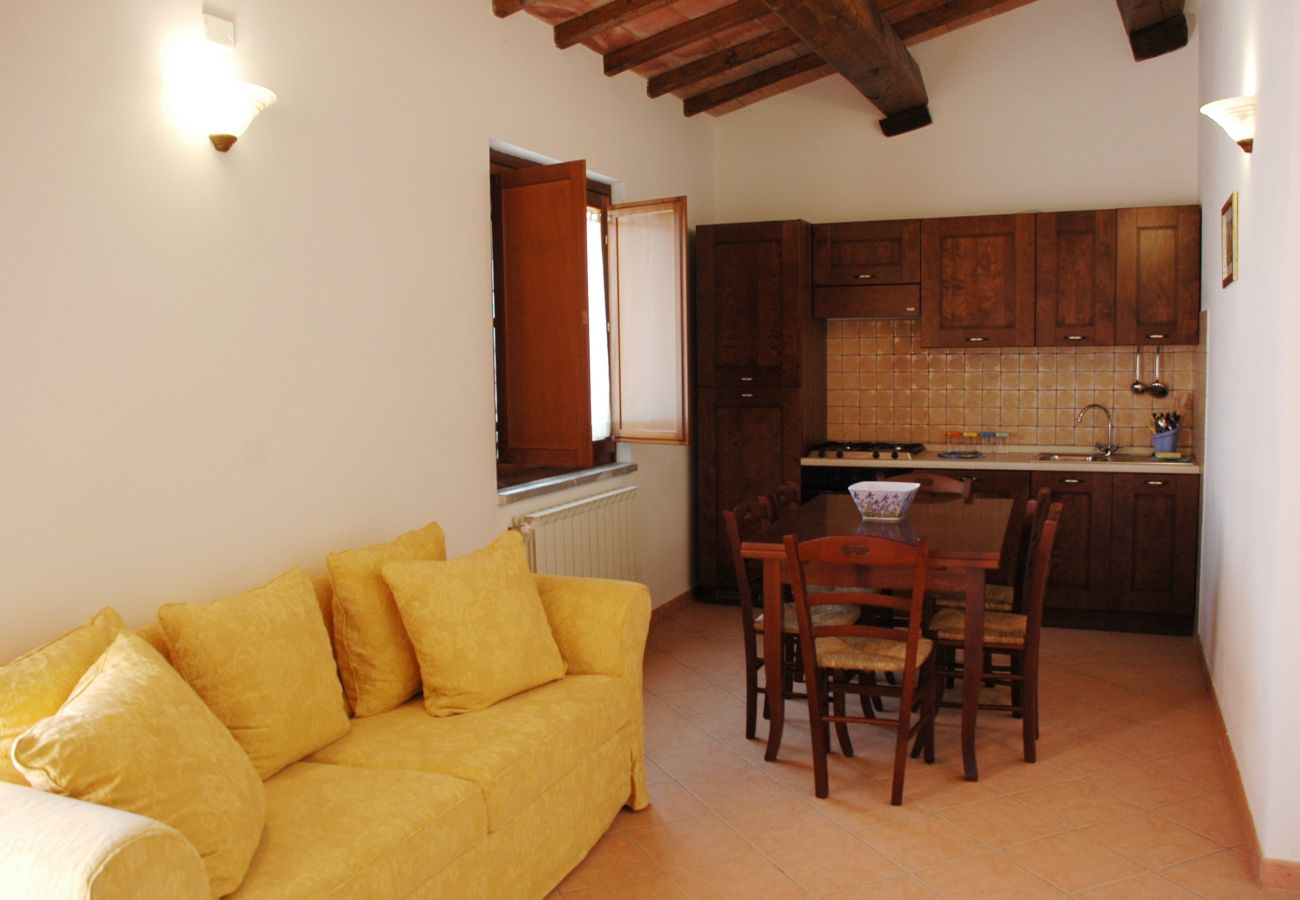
left=694, top=221, right=826, bottom=595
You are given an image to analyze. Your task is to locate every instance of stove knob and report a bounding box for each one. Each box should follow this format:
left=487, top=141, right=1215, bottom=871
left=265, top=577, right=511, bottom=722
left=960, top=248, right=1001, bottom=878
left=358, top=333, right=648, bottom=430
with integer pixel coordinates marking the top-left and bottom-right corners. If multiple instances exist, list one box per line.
left=891, top=450, right=900, bottom=460
left=836, top=450, right=844, bottom=459
left=818, top=449, right=827, bottom=458
left=872, top=450, right=881, bottom=459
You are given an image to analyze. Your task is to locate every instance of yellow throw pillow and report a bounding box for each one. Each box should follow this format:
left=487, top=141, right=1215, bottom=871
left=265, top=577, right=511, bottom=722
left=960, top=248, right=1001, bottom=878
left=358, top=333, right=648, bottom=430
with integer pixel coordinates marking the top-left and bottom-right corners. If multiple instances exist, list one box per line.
left=382, top=530, right=566, bottom=717
left=0, top=607, right=124, bottom=785
left=11, top=632, right=266, bottom=898
left=328, top=521, right=447, bottom=717
left=159, top=568, right=350, bottom=780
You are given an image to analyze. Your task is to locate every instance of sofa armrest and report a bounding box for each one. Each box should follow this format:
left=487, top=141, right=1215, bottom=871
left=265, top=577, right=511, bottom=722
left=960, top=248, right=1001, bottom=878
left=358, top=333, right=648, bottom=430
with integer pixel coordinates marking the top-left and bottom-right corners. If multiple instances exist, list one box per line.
left=533, top=575, right=651, bottom=810
left=533, top=575, right=650, bottom=682
left=0, top=783, right=208, bottom=900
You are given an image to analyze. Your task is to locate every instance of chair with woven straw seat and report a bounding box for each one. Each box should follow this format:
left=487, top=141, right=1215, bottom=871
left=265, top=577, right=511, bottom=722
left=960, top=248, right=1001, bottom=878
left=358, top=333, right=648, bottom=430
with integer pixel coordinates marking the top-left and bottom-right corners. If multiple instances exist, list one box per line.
left=783, top=534, right=937, bottom=804
left=768, top=481, right=801, bottom=520
left=722, top=499, right=857, bottom=742
left=928, top=502, right=1062, bottom=763
left=933, top=487, right=1051, bottom=616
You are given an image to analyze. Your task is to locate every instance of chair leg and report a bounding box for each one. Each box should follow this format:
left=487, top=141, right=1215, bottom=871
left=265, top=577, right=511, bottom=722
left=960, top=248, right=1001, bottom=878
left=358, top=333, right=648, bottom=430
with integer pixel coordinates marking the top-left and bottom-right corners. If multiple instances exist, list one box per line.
left=1022, top=651, right=1039, bottom=763
left=832, top=675, right=853, bottom=758
left=808, top=671, right=830, bottom=798
left=889, top=702, right=911, bottom=807
left=745, top=662, right=759, bottom=740
left=922, top=659, right=937, bottom=764
left=1010, top=653, right=1024, bottom=719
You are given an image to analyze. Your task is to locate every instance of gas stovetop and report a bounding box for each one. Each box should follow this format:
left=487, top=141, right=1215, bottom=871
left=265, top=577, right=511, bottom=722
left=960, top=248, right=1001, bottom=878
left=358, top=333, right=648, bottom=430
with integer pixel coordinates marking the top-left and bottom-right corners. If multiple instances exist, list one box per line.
left=807, top=441, right=927, bottom=461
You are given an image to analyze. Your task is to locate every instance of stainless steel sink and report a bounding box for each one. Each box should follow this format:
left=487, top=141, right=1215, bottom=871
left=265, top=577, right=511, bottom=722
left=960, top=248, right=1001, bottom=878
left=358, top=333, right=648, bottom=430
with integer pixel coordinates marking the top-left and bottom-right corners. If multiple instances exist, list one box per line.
left=1035, top=453, right=1111, bottom=462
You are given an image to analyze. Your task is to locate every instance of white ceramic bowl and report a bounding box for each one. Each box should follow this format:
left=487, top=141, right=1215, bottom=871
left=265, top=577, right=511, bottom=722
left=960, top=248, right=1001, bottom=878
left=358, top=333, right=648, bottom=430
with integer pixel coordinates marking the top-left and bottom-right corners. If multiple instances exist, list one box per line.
left=847, top=481, right=920, bottom=520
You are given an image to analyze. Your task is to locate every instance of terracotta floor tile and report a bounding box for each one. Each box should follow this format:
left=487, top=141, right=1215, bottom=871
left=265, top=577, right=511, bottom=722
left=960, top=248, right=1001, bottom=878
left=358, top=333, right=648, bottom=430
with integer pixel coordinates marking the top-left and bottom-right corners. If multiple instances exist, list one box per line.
left=1085, top=761, right=1209, bottom=809
left=616, top=782, right=714, bottom=830
left=801, top=783, right=933, bottom=833
left=914, top=851, right=1062, bottom=899
left=1096, top=722, right=1196, bottom=761
left=1154, top=747, right=1233, bottom=791
left=1079, top=810, right=1224, bottom=868
left=764, top=831, right=904, bottom=895
left=856, top=811, right=989, bottom=871
left=661, top=850, right=808, bottom=899
left=560, top=833, right=660, bottom=892
left=626, top=814, right=753, bottom=870
left=1161, top=848, right=1290, bottom=899
left=1011, top=778, right=1143, bottom=828
left=937, top=795, right=1069, bottom=848
left=714, top=797, right=848, bottom=851
left=561, top=873, right=687, bottom=899
left=1032, top=738, right=1138, bottom=777
left=1074, top=871, right=1202, bottom=898
left=819, top=874, right=942, bottom=898
left=1001, top=831, right=1144, bottom=893
left=1156, top=790, right=1248, bottom=847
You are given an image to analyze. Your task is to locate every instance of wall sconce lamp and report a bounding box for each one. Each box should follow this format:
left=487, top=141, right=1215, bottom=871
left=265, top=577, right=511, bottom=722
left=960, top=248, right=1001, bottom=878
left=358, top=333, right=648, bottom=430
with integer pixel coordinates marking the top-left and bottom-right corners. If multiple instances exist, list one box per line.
left=206, top=81, right=277, bottom=152
left=1200, top=95, right=1257, bottom=153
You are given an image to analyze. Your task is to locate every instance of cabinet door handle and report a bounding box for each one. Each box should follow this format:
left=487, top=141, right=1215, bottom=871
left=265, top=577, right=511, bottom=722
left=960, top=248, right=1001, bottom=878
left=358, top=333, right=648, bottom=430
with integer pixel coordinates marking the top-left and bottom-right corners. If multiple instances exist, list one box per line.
left=1062, top=478, right=1083, bottom=484
left=905, top=306, right=917, bottom=312
left=966, top=337, right=988, bottom=343
left=1146, top=333, right=1167, bottom=340
left=1065, top=335, right=1086, bottom=341
left=1145, top=480, right=1167, bottom=486
left=740, top=376, right=754, bottom=382
left=856, top=274, right=874, bottom=279
left=739, top=392, right=754, bottom=399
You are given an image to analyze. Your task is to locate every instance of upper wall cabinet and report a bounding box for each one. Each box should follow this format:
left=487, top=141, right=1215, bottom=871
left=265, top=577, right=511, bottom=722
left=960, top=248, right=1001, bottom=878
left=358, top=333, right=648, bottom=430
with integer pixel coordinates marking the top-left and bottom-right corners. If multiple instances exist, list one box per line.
left=1116, top=206, right=1201, bottom=345
left=920, top=214, right=1036, bottom=347
left=812, top=220, right=920, bottom=320
left=695, top=220, right=813, bottom=388
left=1036, top=210, right=1117, bottom=347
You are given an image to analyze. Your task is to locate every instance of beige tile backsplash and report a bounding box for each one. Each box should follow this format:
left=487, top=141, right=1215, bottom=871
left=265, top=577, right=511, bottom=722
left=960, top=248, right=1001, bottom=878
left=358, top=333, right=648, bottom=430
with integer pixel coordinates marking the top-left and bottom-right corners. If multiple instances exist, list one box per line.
left=826, top=319, right=1202, bottom=451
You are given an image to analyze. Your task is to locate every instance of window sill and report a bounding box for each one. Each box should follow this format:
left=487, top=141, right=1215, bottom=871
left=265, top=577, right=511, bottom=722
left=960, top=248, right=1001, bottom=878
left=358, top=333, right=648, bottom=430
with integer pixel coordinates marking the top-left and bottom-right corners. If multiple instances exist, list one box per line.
left=496, top=462, right=638, bottom=507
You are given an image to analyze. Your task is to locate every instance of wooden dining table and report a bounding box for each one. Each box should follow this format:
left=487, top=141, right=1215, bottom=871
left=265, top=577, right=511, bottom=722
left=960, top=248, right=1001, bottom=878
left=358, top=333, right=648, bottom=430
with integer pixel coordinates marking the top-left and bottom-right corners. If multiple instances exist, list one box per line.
left=741, top=492, right=1014, bottom=781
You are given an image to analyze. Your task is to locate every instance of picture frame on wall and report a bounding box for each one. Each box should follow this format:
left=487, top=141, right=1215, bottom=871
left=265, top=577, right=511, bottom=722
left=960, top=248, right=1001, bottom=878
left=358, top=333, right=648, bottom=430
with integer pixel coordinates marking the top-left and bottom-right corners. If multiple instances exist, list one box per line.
left=1221, top=191, right=1239, bottom=287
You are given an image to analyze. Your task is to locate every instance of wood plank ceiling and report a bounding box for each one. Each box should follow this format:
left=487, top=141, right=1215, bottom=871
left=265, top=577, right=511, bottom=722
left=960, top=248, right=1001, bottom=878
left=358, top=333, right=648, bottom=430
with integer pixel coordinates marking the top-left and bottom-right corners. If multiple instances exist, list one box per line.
left=494, top=0, right=1189, bottom=135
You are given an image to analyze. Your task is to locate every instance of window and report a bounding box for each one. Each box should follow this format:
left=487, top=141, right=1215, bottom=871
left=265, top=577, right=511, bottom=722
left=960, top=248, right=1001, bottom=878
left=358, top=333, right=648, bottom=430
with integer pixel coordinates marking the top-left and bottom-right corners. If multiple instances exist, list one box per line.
left=490, top=151, right=687, bottom=488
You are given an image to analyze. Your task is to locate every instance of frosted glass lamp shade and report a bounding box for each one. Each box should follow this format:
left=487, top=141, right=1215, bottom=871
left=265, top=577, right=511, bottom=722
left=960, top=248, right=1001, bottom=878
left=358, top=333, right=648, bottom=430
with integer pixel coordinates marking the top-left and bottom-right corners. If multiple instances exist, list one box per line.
left=206, top=82, right=277, bottom=152
left=1200, top=95, right=1257, bottom=153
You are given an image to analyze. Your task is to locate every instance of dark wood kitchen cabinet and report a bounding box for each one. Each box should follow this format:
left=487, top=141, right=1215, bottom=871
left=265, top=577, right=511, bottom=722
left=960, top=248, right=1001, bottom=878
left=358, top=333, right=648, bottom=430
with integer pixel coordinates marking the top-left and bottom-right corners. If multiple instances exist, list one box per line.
left=696, top=220, right=815, bottom=388
left=1033, top=469, right=1199, bottom=633
left=1036, top=210, right=1117, bottom=347
left=813, top=220, right=921, bottom=285
left=1116, top=205, right=1201, bottom=345
left=920, top=214, right=1036, bottom=347
left=694, top=221, right=824, bottom=595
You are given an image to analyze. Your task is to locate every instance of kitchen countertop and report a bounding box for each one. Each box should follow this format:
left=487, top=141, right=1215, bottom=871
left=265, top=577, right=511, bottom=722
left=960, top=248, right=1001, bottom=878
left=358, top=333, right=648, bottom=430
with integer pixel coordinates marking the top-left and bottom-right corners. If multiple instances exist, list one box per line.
left=802, top=445, right=1200, bottom=475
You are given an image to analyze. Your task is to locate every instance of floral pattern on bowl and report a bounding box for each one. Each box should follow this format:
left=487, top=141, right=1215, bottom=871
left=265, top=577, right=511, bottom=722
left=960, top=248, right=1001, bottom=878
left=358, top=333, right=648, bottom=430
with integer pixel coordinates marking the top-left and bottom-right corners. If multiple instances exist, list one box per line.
left=848, top=481, right=920, bottom=520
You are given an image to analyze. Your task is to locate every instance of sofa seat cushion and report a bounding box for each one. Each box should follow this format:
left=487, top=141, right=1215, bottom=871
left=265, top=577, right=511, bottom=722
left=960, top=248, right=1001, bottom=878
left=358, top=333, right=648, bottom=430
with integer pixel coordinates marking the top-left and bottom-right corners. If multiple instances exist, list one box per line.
left=233, top=762, right=484, bottom=900
left=307, top=674, right=629, bottom=831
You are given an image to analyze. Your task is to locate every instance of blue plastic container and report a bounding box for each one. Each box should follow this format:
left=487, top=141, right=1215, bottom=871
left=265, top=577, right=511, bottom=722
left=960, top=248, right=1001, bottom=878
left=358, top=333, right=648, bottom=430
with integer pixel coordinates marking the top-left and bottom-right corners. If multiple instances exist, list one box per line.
left=1152, top=427, right=1181, bottom=454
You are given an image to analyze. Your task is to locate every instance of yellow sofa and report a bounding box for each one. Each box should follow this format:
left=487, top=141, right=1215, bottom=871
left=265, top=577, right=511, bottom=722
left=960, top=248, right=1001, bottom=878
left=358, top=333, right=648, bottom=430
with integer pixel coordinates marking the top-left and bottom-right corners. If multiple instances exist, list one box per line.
left=0, top=573, right=650, bottom=899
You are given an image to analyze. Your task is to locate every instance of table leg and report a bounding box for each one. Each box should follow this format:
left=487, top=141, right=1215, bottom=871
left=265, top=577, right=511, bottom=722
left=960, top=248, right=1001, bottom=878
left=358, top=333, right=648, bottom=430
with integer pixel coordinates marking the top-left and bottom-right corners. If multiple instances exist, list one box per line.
left=762, top=558, right=785, bottom=762
left=961, top=568, right=986, bottom=781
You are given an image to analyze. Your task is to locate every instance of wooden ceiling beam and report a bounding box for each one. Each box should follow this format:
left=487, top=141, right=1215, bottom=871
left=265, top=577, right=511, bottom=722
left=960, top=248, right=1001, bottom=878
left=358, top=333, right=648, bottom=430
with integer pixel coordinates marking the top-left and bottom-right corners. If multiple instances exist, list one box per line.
left=604, top=0, right=768, bottom=76
left=759, top=0, right=930, bottom=132
left=555, top=0, right=679, bottom=49
left=1114, top=0, right=1188, bottom=60
left=892, top=0, right=1040, bottom=44
left=492, top=0, right=535, bottom=17
left=683, top=53, right=831, bottom=116
left=648, top=27, right=802, bottom=98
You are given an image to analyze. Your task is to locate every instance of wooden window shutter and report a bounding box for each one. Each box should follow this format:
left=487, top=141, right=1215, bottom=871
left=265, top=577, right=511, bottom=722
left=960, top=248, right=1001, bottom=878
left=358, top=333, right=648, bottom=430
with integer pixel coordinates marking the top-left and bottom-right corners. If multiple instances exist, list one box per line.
left=492, top=160, right=594, bottom=468
left=608, top=197, right=690, bottom=444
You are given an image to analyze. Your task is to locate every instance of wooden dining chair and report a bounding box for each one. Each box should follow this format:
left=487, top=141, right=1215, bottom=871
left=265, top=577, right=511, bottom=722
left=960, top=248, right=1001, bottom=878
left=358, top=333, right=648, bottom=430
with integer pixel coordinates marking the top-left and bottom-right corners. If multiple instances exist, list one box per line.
left=934, top=487, right=1052, bottom=615
left=783, top=534, right=937, bottom=804
left=885, top=471, right=972, bottom=502
left=927, top=502, right=1062, bottom=762
left=723, top=499, right=857, bottom=741
left=768, top=481, right=801, bottom=520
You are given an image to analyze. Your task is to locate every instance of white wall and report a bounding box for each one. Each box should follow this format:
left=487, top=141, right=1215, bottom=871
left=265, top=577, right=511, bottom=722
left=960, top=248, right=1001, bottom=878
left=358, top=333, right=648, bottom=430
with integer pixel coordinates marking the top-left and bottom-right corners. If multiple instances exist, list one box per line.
left=0, top=0, right=712, bottom=660
left=711, top=0, right=1198, bottom=223
left=1196, top=0, right=1300, bottom=864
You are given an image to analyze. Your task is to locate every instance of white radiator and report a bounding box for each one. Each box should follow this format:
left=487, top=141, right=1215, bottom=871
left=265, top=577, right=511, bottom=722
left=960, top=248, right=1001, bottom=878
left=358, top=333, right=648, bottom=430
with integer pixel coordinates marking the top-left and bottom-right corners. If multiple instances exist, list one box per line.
left=513, top=487, right=640, bottom=581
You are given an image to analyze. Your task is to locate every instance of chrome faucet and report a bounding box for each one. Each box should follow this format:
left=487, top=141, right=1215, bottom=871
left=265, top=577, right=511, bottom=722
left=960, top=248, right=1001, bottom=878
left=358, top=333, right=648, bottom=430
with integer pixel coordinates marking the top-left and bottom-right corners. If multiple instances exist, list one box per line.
left=1076, top=403, right=1120, bottom=457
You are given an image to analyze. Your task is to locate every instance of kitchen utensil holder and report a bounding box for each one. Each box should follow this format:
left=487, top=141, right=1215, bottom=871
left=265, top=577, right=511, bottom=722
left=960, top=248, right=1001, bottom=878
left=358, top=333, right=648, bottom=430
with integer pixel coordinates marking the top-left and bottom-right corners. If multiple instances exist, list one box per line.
left=1152, top=427, right=1181, bottom=454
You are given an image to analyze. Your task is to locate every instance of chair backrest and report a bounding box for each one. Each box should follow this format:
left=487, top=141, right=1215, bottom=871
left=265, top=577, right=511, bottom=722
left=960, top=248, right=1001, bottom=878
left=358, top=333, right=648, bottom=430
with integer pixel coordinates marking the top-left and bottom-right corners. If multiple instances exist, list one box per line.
left=722, top=498, right=773, bottom=623
left=783, top=535, right=930, bottom=674
left=1021, top=502, right=1062, bottom=633
left=886, top=471, right=972, bottom=502
left=1007, top=487, right=1051, bottom=609
left=769, top=481, right=801, bottom=520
